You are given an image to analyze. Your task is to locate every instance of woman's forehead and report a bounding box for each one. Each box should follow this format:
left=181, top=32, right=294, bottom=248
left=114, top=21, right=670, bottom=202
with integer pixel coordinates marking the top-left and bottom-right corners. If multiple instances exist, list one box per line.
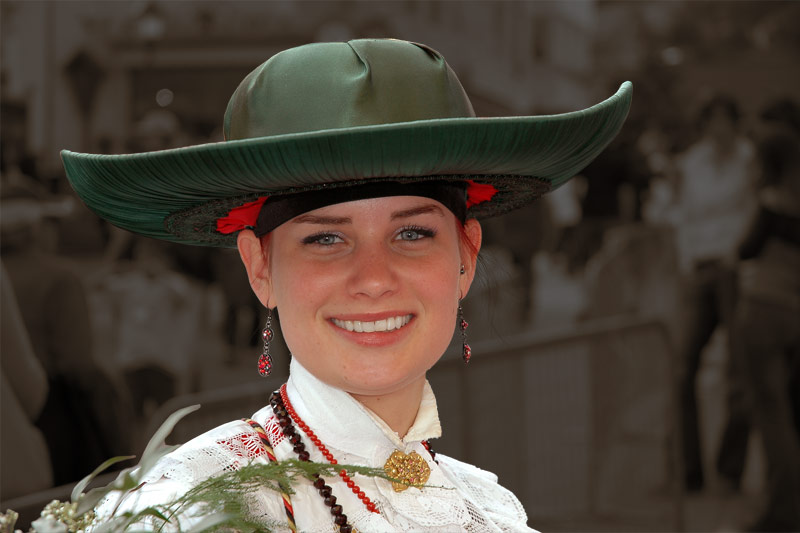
left=288, top=195, right=452, bottom=223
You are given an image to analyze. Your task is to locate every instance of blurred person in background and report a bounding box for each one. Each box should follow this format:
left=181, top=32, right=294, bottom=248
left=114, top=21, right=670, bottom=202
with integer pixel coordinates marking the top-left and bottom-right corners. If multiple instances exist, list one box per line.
left=675, top=94, right=758, bottom=493
left=0, top=157, right=134, bottom=487
left=573, top=117, right=650, bottom=267
left=640, top=125, right=681, bottom=226
left=102, top=111, right=263, bottom=371
left=732, top=100, right=800, bottom=532
left=0, top=263, right=53, bottom=500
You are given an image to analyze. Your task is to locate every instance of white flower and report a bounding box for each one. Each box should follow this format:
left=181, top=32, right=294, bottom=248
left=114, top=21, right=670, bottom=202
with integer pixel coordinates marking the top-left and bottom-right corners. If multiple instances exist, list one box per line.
left=30, top=516, right=68, bottom=533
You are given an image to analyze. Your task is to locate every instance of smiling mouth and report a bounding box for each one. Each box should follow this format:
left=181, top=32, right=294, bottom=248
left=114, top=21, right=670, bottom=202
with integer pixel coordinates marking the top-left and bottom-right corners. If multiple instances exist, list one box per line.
left=331, top=315, right=413, bottom=333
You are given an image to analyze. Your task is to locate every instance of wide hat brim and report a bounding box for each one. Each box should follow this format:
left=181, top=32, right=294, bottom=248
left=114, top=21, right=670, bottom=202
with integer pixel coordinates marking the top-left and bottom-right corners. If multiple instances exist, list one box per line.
left=62, top=81, right=631, bottom=248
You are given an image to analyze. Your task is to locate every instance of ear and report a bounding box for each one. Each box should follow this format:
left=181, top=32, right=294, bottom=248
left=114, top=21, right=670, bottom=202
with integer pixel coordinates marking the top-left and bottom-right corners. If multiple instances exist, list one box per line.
left=459, top=218, right=482, bottom=299
left=237, top=229, right=273, bottom=308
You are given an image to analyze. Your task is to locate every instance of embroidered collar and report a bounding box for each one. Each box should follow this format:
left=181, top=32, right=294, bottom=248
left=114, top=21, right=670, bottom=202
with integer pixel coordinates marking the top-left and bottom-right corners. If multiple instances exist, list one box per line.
left=284, top=358, right=442, bottom=462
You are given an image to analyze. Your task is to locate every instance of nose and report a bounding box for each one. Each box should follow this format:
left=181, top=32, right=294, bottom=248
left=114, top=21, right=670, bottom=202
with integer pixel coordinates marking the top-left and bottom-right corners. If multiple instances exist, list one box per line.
left=346, top=242, right=398, bottom=299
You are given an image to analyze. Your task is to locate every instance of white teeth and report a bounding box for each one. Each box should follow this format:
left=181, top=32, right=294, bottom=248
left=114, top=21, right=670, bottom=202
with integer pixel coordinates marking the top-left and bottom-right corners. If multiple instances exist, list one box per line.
left=332, top=315, right=412, bottom=333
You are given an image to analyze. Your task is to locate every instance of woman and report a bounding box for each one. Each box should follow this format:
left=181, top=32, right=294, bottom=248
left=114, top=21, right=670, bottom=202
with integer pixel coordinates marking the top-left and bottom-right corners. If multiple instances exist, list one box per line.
left=63, top=39, right=631, bottom=532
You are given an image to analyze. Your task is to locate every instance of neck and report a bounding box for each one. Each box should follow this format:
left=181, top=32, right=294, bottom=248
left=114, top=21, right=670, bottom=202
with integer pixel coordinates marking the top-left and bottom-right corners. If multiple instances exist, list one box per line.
left=349, top=378, right=426, bottom=438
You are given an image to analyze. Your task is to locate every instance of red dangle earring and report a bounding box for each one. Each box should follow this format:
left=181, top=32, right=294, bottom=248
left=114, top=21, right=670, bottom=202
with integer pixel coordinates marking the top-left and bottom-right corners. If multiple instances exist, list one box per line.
left=458, top=264, right=471, bottom=364
left=258, top=308, right=274, bottom=376
left=459, top=300, right=471, bottom=364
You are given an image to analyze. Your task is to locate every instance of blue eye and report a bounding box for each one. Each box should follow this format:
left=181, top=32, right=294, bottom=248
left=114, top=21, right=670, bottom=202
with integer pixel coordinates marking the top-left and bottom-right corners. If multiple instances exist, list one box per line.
left=303, top=233, right=344, bottom=246
left=395, top=226, right=436, bottom=241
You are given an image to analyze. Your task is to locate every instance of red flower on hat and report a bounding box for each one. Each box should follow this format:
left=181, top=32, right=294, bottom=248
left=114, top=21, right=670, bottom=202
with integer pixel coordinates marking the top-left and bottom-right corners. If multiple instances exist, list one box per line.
left=216, top=196, right=269, bottom=234
left=466, top=180, right=498, bottom=208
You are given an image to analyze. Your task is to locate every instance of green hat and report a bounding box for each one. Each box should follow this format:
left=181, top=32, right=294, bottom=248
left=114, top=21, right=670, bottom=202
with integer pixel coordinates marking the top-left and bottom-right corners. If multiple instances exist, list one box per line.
left=61, top=39, right=632, bottom=248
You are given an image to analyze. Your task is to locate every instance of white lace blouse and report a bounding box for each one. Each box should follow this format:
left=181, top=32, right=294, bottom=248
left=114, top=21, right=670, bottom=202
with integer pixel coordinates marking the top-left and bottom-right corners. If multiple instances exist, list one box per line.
left=96, top=359, right=536, bottom=532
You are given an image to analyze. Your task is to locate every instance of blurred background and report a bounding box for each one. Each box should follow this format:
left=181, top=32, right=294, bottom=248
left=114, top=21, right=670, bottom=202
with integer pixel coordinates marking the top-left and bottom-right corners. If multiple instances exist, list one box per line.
left=2, top=1, right=799, bottom=531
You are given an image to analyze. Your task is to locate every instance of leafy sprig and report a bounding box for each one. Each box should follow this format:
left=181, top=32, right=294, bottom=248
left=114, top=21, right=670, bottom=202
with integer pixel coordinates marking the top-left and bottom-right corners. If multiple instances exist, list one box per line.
left=1, top=405, right=388, bottom=532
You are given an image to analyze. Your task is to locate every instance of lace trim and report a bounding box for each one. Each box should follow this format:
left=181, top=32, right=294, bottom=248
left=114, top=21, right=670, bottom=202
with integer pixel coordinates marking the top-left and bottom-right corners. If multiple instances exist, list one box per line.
left=217, top=430, right=267, bottom=460
left=262, top=410, right=287, bottom=447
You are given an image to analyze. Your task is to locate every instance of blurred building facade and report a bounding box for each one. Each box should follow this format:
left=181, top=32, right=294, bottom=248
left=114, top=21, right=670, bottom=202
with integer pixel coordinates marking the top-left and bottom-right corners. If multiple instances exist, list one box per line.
left=2, top=1, right=603, bottom=178
left=5, top=1, right=798, bottom=180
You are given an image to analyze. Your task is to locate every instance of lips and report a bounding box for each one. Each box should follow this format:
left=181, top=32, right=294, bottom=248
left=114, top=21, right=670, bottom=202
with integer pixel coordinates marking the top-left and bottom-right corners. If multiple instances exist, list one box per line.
left=331, top=314, right=412, bottom=333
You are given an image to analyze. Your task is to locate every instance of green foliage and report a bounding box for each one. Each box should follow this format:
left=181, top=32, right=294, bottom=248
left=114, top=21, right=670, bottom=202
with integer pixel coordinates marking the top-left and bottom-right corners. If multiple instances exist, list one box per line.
left=83, top=460, right=385, bottom=532
left=5, top=405, right=388, bottom=532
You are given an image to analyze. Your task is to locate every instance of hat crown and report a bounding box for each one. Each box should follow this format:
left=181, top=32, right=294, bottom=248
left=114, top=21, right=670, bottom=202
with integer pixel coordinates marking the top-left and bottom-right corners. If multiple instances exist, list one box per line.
left=223, top=39, right=476, bottom=140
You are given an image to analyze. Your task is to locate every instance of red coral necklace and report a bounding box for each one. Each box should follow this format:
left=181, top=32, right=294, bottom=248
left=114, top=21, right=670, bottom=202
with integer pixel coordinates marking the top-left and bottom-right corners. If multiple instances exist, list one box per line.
left=269, top=384, right=438, bottom=532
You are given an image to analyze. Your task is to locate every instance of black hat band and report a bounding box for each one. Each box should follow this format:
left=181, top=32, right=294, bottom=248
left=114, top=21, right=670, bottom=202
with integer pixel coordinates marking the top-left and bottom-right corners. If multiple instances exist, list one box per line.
left=255, top=180, right=467, bottom=237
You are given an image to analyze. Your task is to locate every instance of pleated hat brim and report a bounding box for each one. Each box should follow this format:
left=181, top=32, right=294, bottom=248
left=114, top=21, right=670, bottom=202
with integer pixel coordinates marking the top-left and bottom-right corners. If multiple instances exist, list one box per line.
left=61, top=81, right=631, bottom=248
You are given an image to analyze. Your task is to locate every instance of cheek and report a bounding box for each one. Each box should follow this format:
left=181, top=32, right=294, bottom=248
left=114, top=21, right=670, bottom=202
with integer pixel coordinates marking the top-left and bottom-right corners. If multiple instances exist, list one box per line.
left=410, top=266, right=461, bottom=373
left=272, top=258, right=338, bottom=319
left=268, top=246, right=334, bottom=350
left=406, top=232, right=463, bottom=307
left=269, top=257, right=336, bottom=382
left=405, top=252, right=462, bottom=330
left=415, top=264, right=459, bottom=303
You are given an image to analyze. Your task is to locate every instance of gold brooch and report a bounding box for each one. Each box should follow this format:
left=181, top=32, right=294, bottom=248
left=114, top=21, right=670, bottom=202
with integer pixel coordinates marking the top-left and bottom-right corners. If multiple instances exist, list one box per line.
left=383, top=450, right=431, bottom=492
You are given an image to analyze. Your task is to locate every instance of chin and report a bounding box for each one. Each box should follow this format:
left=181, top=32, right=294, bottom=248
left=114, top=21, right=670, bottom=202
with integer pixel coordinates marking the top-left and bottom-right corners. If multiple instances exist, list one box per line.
left=345, top=356, right=438, bottom=397
left=289, top=328, right=448, bottom=396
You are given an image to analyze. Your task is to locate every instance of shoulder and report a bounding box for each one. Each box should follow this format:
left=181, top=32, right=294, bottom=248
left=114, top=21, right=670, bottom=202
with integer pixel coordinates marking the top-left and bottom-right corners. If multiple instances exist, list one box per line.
left=435, top=453, right=534, bottom=531
left=109, top=418, right=262, bottom=496
left=150, top=404, right=280, bottom=486
left=436, top=453, right=498, bottom=484
left=145, top=418, right=269, bottom=485
left=92, top=417, right=278, bottom=529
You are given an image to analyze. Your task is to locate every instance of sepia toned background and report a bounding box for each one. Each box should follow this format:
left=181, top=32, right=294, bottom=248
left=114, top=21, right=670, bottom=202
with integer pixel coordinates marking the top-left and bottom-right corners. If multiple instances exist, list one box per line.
left=2, top=1, right=799, bottom=531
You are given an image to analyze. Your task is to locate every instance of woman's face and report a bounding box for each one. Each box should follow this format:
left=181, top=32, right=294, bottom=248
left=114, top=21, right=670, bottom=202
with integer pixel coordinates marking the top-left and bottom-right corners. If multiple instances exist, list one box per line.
left=239, top=195, right=481, bottom=398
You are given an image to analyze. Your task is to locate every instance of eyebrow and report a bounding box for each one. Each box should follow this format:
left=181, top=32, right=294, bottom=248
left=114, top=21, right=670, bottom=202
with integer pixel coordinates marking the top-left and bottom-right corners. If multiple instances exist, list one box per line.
left=292, top=214, right=352, bottom=225
left=390, top=204, right=445, bottom=220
